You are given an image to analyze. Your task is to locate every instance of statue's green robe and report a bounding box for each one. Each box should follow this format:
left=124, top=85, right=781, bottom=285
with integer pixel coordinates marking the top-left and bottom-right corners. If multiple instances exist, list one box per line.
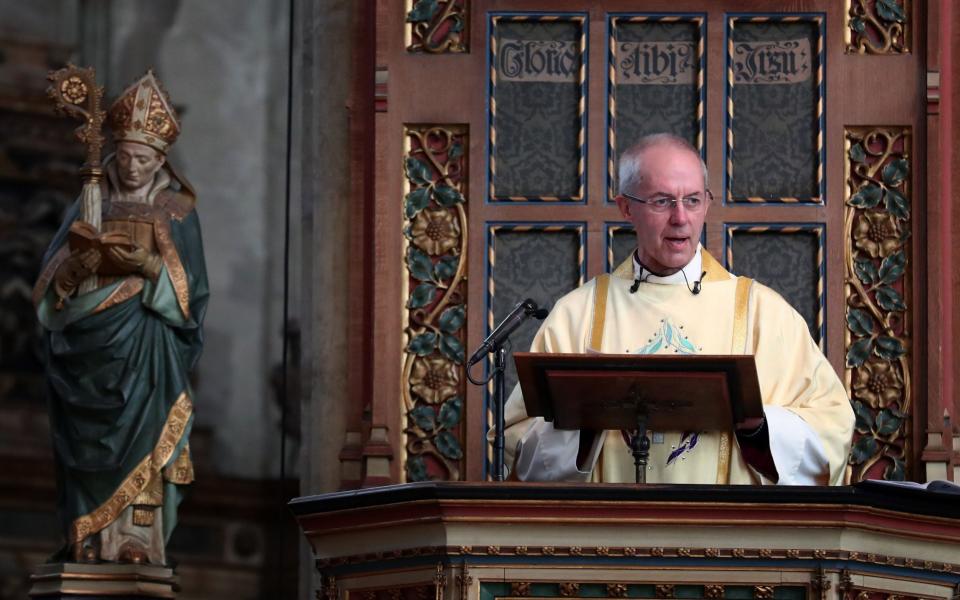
left=33, top=167, right=208, bottom=551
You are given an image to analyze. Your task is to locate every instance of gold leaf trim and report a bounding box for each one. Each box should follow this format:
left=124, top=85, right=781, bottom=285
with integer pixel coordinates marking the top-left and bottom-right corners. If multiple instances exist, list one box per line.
left=163, top=442, right=194, bottom=484
left=91, top=276, right=144, bottom=314
left=70, top=391, right=192, bottom=544
left=590, top=274, right=610, bottom=350
left=152, top=216, right=190, bottom=320
left=33, top=246, right=71, bottom=307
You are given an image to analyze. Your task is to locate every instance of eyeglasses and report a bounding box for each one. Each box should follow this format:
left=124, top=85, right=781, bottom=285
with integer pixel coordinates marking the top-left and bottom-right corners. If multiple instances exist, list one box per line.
left=621, top=190, right=713, bottom=213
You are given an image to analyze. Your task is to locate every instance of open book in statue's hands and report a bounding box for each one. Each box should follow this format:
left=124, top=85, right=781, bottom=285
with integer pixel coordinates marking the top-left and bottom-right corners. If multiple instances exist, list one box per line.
left=67, top=221, right=136, bottom=276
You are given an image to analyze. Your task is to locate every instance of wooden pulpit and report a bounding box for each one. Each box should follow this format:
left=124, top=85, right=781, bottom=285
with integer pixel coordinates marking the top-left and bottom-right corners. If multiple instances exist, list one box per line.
left=291, top=482, right=960, bottom=600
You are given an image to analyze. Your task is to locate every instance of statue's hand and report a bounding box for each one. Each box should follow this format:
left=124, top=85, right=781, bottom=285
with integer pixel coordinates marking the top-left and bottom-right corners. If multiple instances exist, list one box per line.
left=107, top=245, right=163, bottom=281
left=53, top=248, right=102, bottom=300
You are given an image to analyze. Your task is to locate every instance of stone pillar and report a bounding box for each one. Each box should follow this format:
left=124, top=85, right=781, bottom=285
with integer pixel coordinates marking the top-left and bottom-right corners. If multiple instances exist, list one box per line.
left=293, top=0, right=358, bottom=595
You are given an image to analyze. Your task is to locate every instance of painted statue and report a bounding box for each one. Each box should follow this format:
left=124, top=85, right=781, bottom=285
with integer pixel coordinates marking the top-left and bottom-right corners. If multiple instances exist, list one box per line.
left=34, top=69, right=208, bottom=565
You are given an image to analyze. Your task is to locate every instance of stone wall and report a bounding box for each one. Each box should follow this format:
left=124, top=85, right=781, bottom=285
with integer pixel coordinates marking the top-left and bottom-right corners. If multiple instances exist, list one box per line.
left=0, top=0, right=290, bottom=480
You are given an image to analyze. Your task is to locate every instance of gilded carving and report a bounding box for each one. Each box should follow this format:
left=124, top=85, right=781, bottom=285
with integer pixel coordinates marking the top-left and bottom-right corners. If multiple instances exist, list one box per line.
left=811, top=568, right=831, bottom=600
left=511, top=583, right=531, bottom=597
left=605, top=584, right=628, bottom=598
left=456, top=563, right=472, bottom=600
left=46, top=64, right=106, bottom=167
left=402, top=125, right=468, bottom=482
left=406, top=0, right=467, bottom=53
left=844, top=127, right=912, bottom=483
left=435, top=563, right=447, bottom=600
left=753, top=586, right=774, bottom=600
left=705, top=586, right=724, bottom=599
left=559, top=583, right=580, bottom=597
left=846, top=0, right=910, bottom=55
left=655, top=585, right=675, bottom=599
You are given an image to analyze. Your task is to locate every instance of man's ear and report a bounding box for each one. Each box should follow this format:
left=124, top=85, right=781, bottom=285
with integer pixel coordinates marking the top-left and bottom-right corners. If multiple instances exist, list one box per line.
left=614, top=195, right=632, bottom=220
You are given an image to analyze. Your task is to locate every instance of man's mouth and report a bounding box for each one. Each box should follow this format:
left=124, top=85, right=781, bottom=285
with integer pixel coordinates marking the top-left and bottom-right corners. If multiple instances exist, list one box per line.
left=664, top=237, right=688, bottom=249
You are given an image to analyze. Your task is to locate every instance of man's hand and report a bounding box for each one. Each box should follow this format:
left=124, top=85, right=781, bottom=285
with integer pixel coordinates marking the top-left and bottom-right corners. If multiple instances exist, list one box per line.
left=107, top=244, right=163, bottom=281
left=53, top=248, right=101, bottom=301
left=735, top=416, right=765, bottom=433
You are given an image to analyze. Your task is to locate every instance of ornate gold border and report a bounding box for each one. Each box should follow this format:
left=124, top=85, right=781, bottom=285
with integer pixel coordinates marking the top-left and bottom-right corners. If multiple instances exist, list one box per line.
left=70, top=392, right=192, bottom=544
left=152, top=216, right=190, bottom=320
left=92, top=276, right=144, bottom=314
left=316, top=544, right=960, bottom=574
left=32, top=245, right=71, bottom=307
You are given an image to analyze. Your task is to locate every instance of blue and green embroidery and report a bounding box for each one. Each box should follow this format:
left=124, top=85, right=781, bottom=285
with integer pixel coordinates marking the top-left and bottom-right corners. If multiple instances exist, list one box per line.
left=635, top=318, right=699, bottom=355
left=634, top=318, right=701, bottom=466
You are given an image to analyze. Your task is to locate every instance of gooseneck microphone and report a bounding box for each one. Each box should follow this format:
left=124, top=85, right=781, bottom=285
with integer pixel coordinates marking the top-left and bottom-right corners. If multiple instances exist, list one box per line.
left=466, top=298, right=548, bottom=366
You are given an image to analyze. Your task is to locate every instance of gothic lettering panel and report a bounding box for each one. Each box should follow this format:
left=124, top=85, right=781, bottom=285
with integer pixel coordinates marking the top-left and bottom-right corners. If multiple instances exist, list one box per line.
left=487, top=226, right=584, bottom=427
left=727, top=17, right=824, bottom=203
left=608, top=15, right=704, bottom=199
left=726, top=226, right=825, bottom=346
left=490, top=16, right=586, bottom=201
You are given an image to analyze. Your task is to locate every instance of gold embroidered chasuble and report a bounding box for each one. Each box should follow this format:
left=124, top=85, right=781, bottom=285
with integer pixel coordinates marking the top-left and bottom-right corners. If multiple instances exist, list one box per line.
left=502, top=250, right=854, bottom=486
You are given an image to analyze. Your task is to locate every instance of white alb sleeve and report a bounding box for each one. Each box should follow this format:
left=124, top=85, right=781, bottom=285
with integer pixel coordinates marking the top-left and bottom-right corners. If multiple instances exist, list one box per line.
left=764, top=405, right=830, bottom=485
left=514, top=419, right=606, bottom=482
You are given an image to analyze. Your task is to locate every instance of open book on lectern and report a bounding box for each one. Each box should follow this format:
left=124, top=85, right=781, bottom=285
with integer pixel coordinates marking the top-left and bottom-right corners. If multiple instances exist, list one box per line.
left=514, top=352, right=764, bottom=432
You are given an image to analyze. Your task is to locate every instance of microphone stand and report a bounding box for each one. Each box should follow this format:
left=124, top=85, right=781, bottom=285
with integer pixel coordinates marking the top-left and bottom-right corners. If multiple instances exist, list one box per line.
left=492, top=346, right=507, bottom=481
left=466, top=298, right=548, bottom=482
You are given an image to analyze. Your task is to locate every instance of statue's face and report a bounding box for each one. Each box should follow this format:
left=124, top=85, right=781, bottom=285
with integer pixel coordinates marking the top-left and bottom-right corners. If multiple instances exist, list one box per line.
left=115, top=141, right=165, bottom=192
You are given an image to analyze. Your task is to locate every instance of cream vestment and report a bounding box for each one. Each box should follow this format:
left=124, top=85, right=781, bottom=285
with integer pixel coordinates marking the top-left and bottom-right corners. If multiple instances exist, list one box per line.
left=501, top=246, right=854, bottom=485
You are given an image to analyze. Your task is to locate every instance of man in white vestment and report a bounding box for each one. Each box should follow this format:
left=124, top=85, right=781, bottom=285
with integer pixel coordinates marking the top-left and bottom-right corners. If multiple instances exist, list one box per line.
left=501, top=134, right=854, bottom=485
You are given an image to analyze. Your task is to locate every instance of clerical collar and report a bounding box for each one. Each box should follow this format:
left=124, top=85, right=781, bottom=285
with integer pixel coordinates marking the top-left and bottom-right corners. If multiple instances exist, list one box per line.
left=632, top=244, right=703, bottom=286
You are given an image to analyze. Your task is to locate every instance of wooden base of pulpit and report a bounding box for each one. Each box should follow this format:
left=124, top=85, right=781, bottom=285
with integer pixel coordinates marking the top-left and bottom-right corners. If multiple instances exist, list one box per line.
left=291, top=482, right=960, bottom=600
left=28, top=562, right=178, bottom=598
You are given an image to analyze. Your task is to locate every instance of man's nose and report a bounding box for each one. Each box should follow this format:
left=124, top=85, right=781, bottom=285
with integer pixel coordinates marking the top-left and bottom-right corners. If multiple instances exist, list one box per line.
left=668, top=201, right=690, bottom=224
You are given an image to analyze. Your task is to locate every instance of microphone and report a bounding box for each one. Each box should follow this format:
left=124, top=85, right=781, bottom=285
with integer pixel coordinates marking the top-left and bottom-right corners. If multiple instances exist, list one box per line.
left=466, top=298, right=548, bottom=366
left=683, top=270, right=707, bottom=295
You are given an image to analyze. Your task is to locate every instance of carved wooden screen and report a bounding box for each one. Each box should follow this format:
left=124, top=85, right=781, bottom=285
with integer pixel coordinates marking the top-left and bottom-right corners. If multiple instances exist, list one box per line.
left=369, top=0, right=926, bottom=485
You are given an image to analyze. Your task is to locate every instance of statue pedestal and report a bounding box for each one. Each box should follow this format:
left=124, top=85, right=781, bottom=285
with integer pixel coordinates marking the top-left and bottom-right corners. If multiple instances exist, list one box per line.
left=28, top=562, right=178, bottom=599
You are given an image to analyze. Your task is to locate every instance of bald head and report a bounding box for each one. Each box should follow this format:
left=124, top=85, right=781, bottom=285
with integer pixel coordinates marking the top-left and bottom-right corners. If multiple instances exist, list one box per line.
left=618, top=133, right=707, bottom=196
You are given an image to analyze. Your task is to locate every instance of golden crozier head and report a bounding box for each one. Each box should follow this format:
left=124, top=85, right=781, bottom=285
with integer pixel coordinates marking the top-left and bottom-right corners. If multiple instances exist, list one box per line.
left=108, top=70, right=180, bottom=154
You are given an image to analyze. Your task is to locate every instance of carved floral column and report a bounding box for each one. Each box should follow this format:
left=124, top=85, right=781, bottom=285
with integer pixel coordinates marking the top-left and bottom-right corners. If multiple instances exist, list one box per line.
left=401, top=125, right=468, bottom=481
left=844, top=127, right=912, bottom=482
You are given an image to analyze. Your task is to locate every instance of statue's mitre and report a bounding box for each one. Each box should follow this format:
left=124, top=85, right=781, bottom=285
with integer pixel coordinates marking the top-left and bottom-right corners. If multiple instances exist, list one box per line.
left=108, top=70, right=180, bottom=154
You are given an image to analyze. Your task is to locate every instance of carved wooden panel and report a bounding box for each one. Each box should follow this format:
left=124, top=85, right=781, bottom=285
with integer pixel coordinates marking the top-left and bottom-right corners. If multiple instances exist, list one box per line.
left=727, top=225, right=825, bottom=347
left=726, top=16, right=824, bottom=203
left=489, top=14, right=586, bottom=201
left=406, top=0, right=468, bottom=53
left=607, top=14, right=705, bottom=200
left=843, top=126, right=912, bottom=482
left=486, top=225, right=584, bottom=395
left=402, top=125, right=469, bottom=482
left=845, top=0, right=910, bottom=55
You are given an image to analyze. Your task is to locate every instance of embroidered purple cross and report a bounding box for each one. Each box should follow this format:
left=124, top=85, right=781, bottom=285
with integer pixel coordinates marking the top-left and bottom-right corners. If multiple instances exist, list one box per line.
left=666, top=431, right=699, bottom=466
